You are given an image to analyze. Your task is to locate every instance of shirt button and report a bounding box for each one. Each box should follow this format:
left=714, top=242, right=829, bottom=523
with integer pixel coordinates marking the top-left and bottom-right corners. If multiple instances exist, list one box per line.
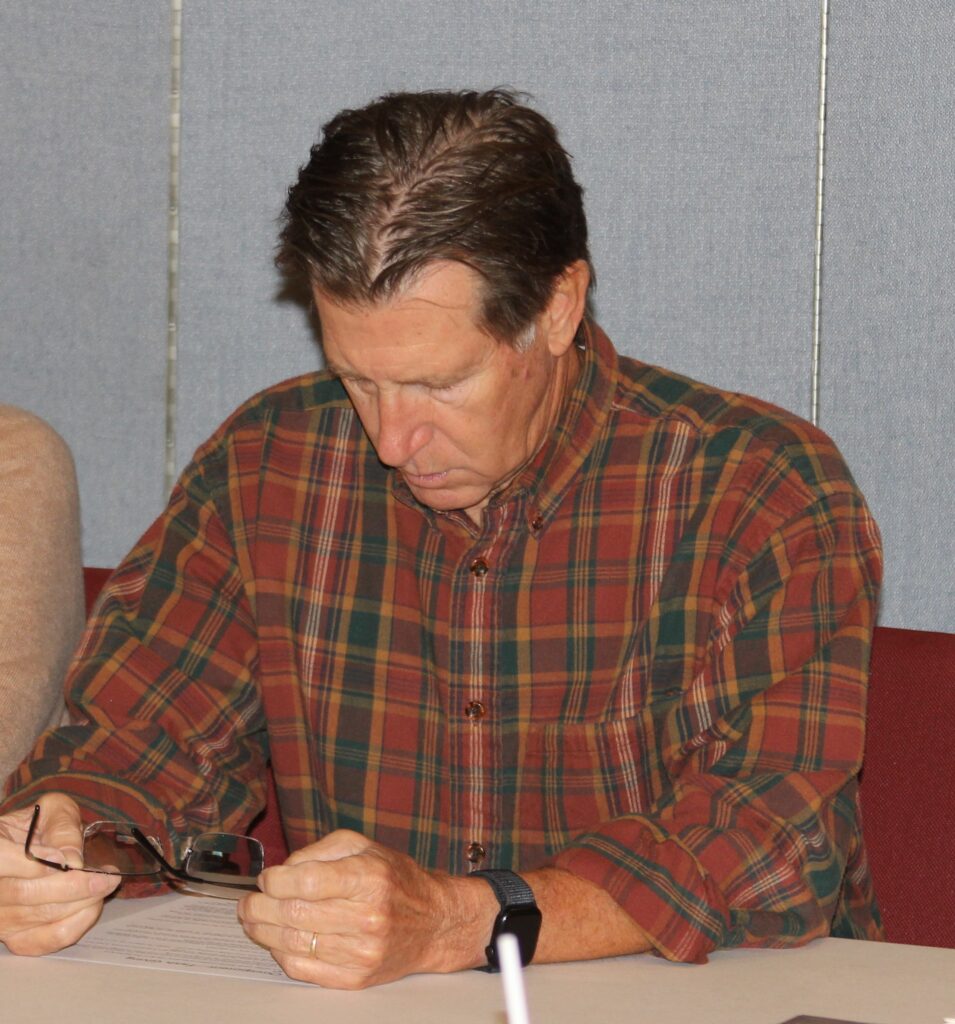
left=465, top=700, right=486, bottom=720
left=469, top=557, right=489, bottom=577
left=466, top=842, right=486, bottom=865
left=530, top=512, right=544, bottom=531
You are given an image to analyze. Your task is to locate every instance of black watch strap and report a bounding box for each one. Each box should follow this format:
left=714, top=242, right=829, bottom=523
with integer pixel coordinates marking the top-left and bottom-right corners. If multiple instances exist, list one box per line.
left=473, top=868, right=541, bottom=972
left=475, top=867, right=535, bottom=907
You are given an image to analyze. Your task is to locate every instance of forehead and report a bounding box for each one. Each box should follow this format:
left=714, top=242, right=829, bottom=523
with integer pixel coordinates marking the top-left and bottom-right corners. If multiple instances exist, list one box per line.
left=314, top=262, right=498, bottom=377
left=316, top=260, right=483, bottom=322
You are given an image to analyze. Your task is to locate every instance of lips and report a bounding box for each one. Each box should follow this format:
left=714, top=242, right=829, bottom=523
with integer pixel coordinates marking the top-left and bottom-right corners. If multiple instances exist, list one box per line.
left=402, top=469, right=450, bottom=487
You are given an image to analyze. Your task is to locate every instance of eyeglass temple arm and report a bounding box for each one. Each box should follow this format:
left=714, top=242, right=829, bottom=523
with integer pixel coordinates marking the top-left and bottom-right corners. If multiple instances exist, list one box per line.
left=24, top=804, right=71, bottom=871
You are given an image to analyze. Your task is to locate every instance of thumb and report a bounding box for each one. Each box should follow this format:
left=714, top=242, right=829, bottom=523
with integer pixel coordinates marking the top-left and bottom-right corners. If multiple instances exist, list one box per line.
left=33, top=793, right=85, bottom=869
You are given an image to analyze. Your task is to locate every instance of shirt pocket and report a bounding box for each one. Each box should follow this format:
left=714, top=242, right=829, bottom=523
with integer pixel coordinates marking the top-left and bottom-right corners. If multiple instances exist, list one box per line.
left=516, top=712, right=659, bottom=861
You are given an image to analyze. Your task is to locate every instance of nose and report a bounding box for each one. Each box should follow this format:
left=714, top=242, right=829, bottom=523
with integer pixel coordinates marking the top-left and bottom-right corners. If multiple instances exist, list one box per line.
left=372, top=390, right=432, bottom=468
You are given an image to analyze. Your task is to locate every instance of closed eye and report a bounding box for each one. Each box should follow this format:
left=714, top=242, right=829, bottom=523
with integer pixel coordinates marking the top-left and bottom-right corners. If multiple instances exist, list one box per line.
left=337, top=375, right=375, bottom=394
left=333, top=370, right=468, bottom=399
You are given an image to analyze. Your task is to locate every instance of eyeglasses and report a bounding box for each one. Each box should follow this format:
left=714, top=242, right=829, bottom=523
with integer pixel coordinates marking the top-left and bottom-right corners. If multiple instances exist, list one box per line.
left=24, top=804, right=265, bottom=900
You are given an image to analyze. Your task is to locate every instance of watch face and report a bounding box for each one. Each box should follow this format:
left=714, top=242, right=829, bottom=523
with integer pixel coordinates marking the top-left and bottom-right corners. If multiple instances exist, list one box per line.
left=492, top=905, right=542, bottom=966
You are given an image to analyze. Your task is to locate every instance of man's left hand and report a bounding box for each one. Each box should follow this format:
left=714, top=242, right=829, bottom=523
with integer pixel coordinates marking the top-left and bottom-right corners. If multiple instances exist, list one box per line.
left=237, top=830, right=491, bottom=988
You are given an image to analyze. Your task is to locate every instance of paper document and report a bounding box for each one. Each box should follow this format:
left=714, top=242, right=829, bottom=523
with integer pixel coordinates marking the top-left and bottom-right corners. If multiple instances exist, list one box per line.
left=48, top=893, right=298, bottom=984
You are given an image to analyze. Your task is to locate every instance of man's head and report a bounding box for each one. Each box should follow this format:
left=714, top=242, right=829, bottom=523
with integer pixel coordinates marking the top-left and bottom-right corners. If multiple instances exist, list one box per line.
left=278, top=88, right=592, bottom=347
left=315, top=258, right=589, bottom=523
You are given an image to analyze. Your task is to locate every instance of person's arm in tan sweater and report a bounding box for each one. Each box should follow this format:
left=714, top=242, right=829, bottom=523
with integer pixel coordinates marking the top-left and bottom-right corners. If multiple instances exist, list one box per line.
left=0, top=406, right=84, bottom=784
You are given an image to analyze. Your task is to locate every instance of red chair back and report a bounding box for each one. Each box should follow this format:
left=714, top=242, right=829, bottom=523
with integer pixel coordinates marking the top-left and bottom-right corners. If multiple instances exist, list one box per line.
left=859, top=625, right=955, bottom=948
left=82, top=565, right=112, bottom=616
left=82, top=567, right=289, bottom=864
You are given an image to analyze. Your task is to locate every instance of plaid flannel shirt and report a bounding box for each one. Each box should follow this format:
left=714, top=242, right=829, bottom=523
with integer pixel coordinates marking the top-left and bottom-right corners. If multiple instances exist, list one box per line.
left=4, top=323, right=883, bottom=962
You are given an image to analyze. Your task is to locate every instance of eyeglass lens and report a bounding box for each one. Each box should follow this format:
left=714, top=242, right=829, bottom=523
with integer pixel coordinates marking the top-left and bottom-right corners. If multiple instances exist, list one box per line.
left=183, top=833, right=264, bottom=885
left=82, top=822, right=163, bottom=876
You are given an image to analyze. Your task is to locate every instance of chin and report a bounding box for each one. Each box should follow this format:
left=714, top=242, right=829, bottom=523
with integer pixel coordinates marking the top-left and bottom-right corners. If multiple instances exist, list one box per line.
left=410, top=485, right=486, bottom=515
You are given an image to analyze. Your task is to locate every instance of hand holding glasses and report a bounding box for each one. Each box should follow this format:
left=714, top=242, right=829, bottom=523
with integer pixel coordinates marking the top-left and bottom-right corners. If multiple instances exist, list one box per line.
left=24, top=804, right=265, bottom=900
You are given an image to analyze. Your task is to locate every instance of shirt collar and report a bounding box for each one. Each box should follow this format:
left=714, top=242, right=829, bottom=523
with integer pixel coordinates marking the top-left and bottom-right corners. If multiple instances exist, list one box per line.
left=493, top=320, right=617, bottom=530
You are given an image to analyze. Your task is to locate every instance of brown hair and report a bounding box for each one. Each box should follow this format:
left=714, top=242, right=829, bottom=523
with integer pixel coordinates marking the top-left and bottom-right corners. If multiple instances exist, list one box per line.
left=277, top=88, right=592, bottom=345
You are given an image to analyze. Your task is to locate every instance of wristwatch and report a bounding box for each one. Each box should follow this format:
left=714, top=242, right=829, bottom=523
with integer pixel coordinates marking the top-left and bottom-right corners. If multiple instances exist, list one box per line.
left=472, top=868, right=542, bottom=971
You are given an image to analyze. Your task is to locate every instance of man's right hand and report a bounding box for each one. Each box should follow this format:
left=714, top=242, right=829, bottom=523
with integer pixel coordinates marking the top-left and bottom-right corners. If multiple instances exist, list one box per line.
left=0, top=792, right=119, bottom=955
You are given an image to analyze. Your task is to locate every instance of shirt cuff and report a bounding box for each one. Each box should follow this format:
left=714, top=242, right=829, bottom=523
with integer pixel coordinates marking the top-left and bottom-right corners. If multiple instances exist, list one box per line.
left=553, top=819, right=731, bottom=963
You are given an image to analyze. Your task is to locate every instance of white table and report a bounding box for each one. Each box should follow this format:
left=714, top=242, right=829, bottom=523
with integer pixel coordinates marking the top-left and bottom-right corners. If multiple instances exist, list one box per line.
left=2, top=895, right=953, bottom=1024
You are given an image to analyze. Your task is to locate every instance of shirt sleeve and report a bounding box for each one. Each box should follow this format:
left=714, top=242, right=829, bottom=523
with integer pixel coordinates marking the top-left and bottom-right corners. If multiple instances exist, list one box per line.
left=553, top=466, right=884, bottom=963
left=0, top=433, right=268, bottom=857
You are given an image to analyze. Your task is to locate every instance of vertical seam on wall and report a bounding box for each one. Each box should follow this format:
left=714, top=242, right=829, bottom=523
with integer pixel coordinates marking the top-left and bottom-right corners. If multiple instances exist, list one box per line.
left=164, top=0, right=183, bottom=495
left=811, top=0, right=830, bottom=427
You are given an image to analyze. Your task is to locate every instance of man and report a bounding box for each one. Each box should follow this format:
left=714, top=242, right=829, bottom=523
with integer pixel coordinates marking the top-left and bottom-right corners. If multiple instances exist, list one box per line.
left=0, top=89, right=882, bottom=988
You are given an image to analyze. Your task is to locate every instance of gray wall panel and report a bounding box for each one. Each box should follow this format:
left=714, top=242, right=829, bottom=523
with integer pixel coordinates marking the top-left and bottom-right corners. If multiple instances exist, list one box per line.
left=3, top=1, right=948, bottom=631
left=175, top=1, right=819, bottom=470
left=0, top=4, right=171, bottom=567
left=822, top=2, right=955, bottom=631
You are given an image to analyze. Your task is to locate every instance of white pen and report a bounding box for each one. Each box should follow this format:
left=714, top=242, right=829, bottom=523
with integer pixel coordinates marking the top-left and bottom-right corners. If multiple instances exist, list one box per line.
left=496, top=932, right=531, bottom=1024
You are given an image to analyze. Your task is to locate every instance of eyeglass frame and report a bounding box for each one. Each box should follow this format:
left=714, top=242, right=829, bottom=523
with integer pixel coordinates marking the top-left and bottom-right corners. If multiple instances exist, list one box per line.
left=23, top=803, right=264, bottom=898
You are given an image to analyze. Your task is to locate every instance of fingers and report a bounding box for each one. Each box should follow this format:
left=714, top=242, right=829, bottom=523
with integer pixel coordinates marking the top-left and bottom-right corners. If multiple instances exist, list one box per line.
left=237, top=844, right=396, bottom=987
left=0, top=794, right=119, bottom=957
left=271, top=949, right=385, bottom=990
left=239, top=888, right=367, bottom=942
left=239, top=849, right=374, bottom=939
left=283, top=829, right=371, bottom=867
left=236, top=835, right=453, bottom=988
left=257, top=830, right=393, bottom=905
left=240, top=915, right=395, bottom=990
left=0, top=866, right=119, bottom=910
left=1, top=898, right=110, bottom=957
left=242, top=918, right=368, bottom=966
left=256, top=855, right=368, bottom=903
left=0, top=869, right=119, bottom=955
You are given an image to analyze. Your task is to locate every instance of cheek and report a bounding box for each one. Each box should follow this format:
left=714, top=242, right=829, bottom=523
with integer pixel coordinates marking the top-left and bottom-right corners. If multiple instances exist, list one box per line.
left=509, top=360, right=536, bottom=387
left=428, top=407, right=492, bottom=462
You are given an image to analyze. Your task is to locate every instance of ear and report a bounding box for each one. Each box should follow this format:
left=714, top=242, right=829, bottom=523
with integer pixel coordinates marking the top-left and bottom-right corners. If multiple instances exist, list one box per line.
left=539, top=260, right=591, bottom=357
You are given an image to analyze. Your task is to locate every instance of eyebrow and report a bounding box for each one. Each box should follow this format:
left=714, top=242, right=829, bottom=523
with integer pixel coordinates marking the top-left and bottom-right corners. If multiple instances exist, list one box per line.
left=325, top=362, right=354, bottom=379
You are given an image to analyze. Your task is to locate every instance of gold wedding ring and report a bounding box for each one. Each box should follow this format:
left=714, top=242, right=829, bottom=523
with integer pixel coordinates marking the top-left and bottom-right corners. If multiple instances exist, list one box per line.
left=308, top=930, right=319, bottom=959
